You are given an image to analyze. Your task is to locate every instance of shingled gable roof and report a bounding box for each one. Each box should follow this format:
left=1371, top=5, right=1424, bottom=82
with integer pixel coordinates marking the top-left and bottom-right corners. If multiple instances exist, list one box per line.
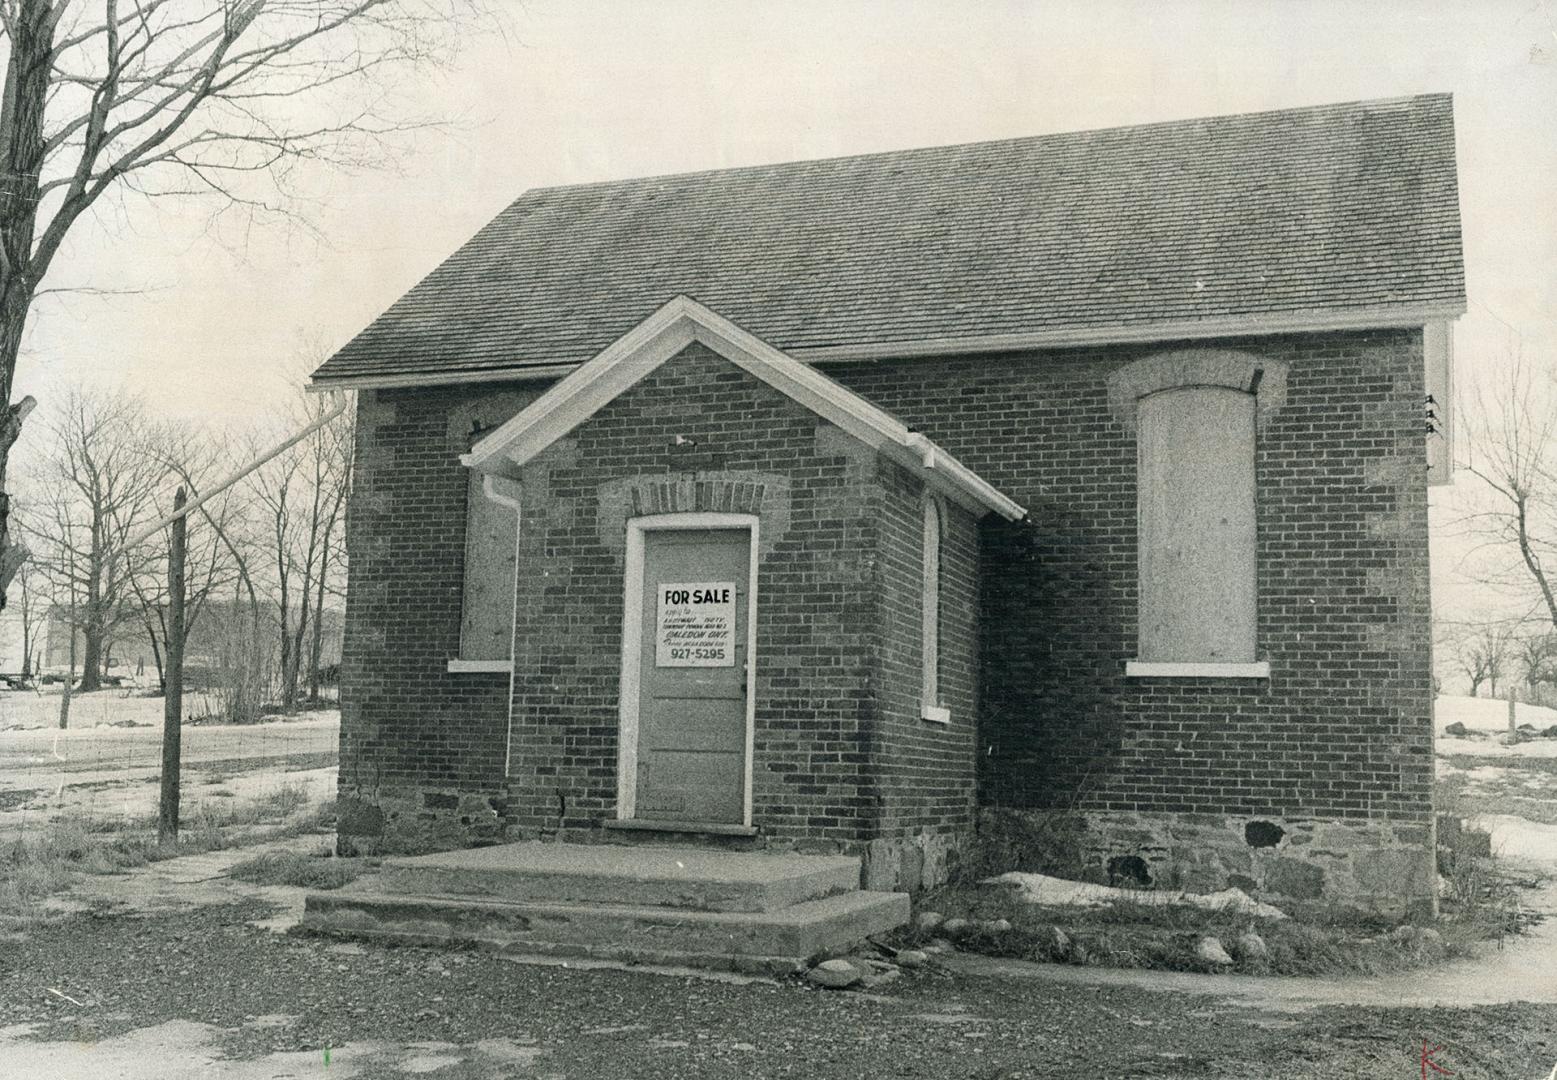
left=312, top=93, right=1465, bottom=388
left=461, top=296, right=1027, bottom=521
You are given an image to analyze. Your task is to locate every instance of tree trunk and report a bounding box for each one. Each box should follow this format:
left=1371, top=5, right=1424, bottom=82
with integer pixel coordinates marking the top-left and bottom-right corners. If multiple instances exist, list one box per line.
left=0, top=0, right=59, bottom=608
left=307, top=549, right=328, bottom=705
left=146, top=619, right=165, bottom=692
left=79, top=621, right=103, bottom=692
left=158, top=489, right=187, bottom=845
left=58, top=620, right=76, bottom=729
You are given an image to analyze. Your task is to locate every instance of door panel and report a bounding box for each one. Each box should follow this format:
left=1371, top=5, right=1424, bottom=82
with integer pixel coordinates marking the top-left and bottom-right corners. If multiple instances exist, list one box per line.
left=635, top=529, right=749, bottom=824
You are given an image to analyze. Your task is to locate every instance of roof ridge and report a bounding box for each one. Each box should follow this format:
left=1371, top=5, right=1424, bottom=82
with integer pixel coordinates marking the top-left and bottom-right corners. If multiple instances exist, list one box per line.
left=515, top=93, right=1452, bottom=199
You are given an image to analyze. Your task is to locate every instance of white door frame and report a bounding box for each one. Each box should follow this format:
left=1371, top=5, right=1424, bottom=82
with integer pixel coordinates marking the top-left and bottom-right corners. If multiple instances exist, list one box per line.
left=617, top=512, right=760, bottom=827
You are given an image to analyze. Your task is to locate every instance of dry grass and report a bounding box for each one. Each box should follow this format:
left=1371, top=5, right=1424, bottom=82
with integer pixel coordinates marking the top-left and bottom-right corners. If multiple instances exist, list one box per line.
left=0, top=788, right=336, bottom=930
left=226, top=849, right=365, bottom=890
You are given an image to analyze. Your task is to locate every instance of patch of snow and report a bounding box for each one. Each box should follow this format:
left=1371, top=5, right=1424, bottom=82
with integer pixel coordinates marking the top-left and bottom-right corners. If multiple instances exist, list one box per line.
left=1438, top=736, right=1557, bottom=759
left=1437, top=695, right=1557, bottom=735
left=1474, top=814, right=1557, bottom=866
left=983, top=872, right=1288, bottom=919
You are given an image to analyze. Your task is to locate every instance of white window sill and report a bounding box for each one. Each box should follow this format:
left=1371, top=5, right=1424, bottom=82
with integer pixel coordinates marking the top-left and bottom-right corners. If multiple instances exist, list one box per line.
left=1125, top=661, right=1270, bottom=679
left=447, top=658, right=511, bottom=674
left=921, top=703, right=951, bottom=724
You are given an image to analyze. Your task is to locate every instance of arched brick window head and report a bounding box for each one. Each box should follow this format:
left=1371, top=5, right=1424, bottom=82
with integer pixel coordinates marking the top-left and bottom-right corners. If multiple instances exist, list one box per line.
left=1107, top=350, right=1287, bottom=678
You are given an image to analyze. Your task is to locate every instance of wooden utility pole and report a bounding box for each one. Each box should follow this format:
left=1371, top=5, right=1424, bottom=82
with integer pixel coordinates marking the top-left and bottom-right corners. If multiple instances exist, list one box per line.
left=157, top=487, right=187, bottom=845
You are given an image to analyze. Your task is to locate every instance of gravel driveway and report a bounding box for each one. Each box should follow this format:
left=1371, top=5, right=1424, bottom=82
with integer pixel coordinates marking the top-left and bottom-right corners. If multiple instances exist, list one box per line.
left=2, top=898, right=1555, bottom=1079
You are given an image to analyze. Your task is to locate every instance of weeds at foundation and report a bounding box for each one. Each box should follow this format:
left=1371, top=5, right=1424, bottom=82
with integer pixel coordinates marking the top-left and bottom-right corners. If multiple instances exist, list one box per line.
left=952, top=807, right=1090, bottom=885
left=903, top=883, right=1479, bottom=977
left=907, top=807, right=1543, bottom=978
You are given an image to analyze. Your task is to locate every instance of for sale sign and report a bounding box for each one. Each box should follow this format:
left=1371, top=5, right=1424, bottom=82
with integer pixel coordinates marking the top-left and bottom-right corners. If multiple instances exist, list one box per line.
left=656, top=582, right=736, bottom=667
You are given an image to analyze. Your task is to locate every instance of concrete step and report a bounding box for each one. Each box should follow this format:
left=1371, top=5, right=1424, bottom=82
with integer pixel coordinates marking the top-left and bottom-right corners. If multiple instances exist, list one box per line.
left=370, top=842, right=862, bottom=914
left=301, top=887, right=910, bottom=974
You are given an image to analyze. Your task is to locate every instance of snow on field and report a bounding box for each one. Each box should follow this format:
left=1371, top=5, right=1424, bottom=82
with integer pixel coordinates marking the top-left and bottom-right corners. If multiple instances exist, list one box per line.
left=1437, top=695, right=1557, bottom=733
left=1436, top=695, right=1557, bottom=759
left=1478, top=814, right=1557, bottom=865
left=0, top=688, right=224, bottom=731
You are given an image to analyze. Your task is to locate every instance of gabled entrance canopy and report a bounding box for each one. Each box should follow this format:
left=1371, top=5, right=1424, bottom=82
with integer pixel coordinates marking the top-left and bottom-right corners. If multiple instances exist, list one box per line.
left=462, top=295, right=1026, bottom=521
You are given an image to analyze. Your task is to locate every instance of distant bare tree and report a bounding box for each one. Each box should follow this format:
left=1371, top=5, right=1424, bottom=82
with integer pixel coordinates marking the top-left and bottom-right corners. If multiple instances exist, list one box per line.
left=1449, top=618, right=1515, bottom=698
left=1454, top=353, right=1557, bottom=637
left=0, top=0, right=486, bottom=609
left=305, top=399, right=350, bottom=703
left=12, top=550, right=37, bottom=673
left=1519, top=631, right=1557, bottom=693
left=23, top=387, right=162, bottom=690
left=126, top=425, right=244, bottom=689
left=245, top=388, right=349, bottom=709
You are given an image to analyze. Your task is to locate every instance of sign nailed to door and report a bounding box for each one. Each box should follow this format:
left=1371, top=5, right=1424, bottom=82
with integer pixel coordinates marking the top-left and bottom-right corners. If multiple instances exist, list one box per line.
left=656, top=582, right=736, bottom=667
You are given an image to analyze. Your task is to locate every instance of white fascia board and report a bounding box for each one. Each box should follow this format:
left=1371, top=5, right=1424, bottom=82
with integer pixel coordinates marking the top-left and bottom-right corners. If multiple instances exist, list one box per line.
left=1424, top=320, right=1454, bottom=487
left=461, top=294, right=1025, bottom=520
left=307, top=300, right=1468, bottom=393
left=790, top=301, right=1470, bottom=363
left=465, top=308, right=695, bottom=471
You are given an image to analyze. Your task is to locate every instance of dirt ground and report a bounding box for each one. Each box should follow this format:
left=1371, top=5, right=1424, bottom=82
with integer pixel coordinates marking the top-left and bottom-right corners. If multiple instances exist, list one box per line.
left=0, top=832, right=1552, bottom=1080
left=3, top=694, right=1556, bottom=1077
left=0, top=889, right=1553, bottom=1079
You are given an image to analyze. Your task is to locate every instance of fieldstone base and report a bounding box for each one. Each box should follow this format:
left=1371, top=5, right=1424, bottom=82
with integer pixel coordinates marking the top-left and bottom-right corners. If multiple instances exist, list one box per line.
left=336, top=786, right=514, bottom=857
left=985, top=808, right=1437, bottom=917
left=338, top=783, right=966, bottom=895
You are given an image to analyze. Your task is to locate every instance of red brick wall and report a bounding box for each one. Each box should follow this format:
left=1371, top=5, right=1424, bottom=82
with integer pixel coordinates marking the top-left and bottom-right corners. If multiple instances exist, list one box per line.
left=337, top=385, right=542, bottom=850
left=339, top=326, right=1434, bottom=902
left=870, top=461, right=981, bottom=847
left=339, top=343, right=983, bottom=859
left=504, top=343, right=983, bottom=850
left=823, top=328, right=1435, bottom=832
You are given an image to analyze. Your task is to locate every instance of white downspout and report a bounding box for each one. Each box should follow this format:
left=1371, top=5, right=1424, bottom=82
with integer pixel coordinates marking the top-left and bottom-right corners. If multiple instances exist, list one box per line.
left=481, top=473, right=523, bottom=777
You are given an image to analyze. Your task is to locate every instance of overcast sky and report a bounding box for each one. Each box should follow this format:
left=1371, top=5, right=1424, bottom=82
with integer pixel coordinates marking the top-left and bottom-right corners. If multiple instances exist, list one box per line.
left=14, top=0, right=1557, bottom=622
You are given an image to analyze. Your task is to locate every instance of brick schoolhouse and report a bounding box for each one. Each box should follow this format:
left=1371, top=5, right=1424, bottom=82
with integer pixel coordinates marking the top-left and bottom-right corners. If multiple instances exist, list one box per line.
left=310, top=95, right=1465, bottom=914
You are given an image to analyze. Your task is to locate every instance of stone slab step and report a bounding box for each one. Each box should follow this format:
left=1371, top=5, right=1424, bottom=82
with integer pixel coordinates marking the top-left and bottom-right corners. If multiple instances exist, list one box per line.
left=370, top=842, right=863, bottom=913
left=301, top=887, right=909, bottom=975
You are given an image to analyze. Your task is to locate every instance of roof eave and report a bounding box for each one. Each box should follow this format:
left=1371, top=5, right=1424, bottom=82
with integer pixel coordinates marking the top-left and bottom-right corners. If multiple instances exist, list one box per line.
left=308, top=299, right=1467, bottom=393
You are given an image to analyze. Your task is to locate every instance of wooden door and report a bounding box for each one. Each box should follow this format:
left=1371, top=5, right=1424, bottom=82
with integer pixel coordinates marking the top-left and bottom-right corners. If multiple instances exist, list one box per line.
left=634, top=528, right=749, bottom=823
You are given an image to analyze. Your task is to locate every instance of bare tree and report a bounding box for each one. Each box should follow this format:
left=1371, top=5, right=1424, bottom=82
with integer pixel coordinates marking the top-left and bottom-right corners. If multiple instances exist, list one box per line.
left=1446, top=618, right=1516, bottom=698
left=1454, top=353, right=1557, bottom=635
left=10, top=546, right=37, bottom=672
left=305, top=397, right=350, bottom=702
left=245, top=387, right=349, bottom=709
left=1519, top=630, right=1557, bottom=694
left=0, top=0, right=483, bottom=607
left=23, top=386, right=162, bottom=690
left=127, top=424, right=243, bottom=689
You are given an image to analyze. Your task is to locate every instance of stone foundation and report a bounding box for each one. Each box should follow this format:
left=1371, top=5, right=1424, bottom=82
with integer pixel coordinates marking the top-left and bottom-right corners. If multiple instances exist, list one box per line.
left=336, top=786, right=515, bottom=857
left=986, top=808, right=1437, bottom=916
left=337, top=782, right=963, bottom=894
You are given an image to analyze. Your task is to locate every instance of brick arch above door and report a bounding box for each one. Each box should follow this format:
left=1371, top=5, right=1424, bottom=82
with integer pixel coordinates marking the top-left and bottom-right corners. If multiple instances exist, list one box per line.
left=596, top=471, right=794, bottom=557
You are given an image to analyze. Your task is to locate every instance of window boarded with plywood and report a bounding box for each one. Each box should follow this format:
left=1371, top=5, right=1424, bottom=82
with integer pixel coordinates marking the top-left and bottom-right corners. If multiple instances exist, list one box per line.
left=1137, top=386, right=1256, bottom=663
left=459, top=474, right=521, bottom=661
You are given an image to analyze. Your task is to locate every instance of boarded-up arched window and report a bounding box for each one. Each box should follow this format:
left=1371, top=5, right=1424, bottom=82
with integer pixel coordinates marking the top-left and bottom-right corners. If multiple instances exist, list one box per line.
left=457, top=473, right=521, bottom=664
left=1136, top=386, right=1257, bottom=663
